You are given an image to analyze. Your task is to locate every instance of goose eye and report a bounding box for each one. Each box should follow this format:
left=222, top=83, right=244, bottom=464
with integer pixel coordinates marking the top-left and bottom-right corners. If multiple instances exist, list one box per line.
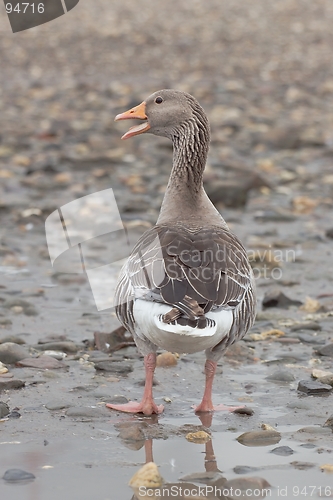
left=155, top=96, right=163, bottom=104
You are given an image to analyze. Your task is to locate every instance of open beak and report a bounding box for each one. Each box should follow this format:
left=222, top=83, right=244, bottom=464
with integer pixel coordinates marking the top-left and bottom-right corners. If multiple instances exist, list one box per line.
left=114, top=101, right=150, bottom=140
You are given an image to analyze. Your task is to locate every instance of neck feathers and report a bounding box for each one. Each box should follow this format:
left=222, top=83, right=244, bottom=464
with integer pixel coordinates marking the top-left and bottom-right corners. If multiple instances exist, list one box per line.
left=171, top=100, right=210, bottom=192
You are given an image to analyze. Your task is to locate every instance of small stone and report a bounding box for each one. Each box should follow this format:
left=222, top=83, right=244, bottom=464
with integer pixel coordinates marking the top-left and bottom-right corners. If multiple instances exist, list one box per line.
left=185, top=431, right=211, bottom=443
left=237, top=430, right=281, bottom=447
left=298, top=333, right=325, bottom=345
left=43, top=350, right=67, bottom=360
left=320, top=464, right=333, bottom=473
left=8, top=410, right=21, bottom=418
left=94, top=360, right=133, bottom=374
left=0, top=343, right=30, bottom=364
left=156, top=352, right=178, bottom=367
left=249, top=329, right=285, bottom=341
left=300, top=297, right=322, bottom=313
left=326, top=228, right=333, bottom=239
left=129, top=462, right=164, bottom=489
left=0, top=361, right=8, bottom=374
left=266, top=370, right=296, bottom=382
left=290, top=322, right=321, bottom=332
left=35, top=341, right=79, bottom=354
left=118, top=425, right=145, bottom=442
left=312, top=369, right=333, bottom=379
left=232, top=406, right=254, bottom=416
left=316, top=344, right=333, bottom=357
left=0, top=318, right=12, bottom=326
left=318, top=375, right=333, bottom=387
left=223, top=477, right=271, bottom=499
left=3, top=469, right=35, bottom=483
left=270, top=446, right=294, bottom=456
left=0, top=401, right=10, bottom=418
left=0, top=335, right=25, bottom=344
left=233, top=466, right=260, bottom=474
left=297, top=380, right=332, bottom=395
left=45, top=401, right=71, bottom=410
left=17, top=356, right=67, bottom=370
left=0, top=379, right=25, bottom=391
left=297, top=426, right=331, bottom=435
left=323, top=415, right=333, bottom=428
left=262, top=289, right=302, bottom=309
left=291, top=461, right=316, bottom=470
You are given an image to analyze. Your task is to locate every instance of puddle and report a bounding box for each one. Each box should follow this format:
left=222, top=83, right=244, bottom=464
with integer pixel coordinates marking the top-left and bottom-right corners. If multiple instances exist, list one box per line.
left=1, top=420, right=332, bottom=500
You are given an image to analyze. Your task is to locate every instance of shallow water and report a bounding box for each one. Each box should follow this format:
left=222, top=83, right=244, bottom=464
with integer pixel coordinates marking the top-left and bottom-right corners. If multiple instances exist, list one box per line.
left=1, top=417, right=332, bottom=500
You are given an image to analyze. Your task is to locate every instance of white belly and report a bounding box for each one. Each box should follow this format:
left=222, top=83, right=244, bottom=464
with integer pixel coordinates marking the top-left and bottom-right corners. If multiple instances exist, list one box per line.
left=133, top=299, right=233, bottom=354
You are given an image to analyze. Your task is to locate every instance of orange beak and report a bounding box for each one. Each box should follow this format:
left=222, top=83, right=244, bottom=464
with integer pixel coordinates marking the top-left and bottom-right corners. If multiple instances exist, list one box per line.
left=115, top=101, right=150, bottom=140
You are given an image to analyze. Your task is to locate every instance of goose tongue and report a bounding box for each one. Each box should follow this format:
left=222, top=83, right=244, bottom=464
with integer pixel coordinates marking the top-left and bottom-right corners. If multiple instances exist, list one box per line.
left=114, top=101, right=150, bottom=140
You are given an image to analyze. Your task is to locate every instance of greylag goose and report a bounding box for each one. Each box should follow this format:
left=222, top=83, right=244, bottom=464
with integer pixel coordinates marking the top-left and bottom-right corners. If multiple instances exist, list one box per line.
left=106, top=90, right=256, bottom=415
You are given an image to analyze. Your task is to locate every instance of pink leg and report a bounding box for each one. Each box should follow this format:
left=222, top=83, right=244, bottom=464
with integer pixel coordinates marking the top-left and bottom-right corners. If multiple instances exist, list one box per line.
left=194, top=360, right=243, bottom=413
left=106, top=353, right=164, bottom=416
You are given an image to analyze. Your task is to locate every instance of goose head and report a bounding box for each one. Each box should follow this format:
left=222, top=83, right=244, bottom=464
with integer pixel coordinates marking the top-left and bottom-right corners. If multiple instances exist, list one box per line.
left=115, top=89, right=209, bottom=141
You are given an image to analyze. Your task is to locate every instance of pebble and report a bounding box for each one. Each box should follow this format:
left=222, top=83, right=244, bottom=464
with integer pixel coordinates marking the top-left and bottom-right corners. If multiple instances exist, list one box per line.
left=262, top=289, right=302, bottom=309
left=106, top=395, right=129, bottom=404
left=43, top=350, right=67, bottom=360
left=326, top=228, right=333, bottom=239
left=291, top=461, right=316, bottom=470
left=298, top=333, right=325, bottom=345
left=118, top=425, right=145, bottom=442
left=17, top=356, right=67, bottom=370
left=320, top=464, right=333, bottom=473
left=266, top=370, right=296, bottom=382
left=0, top=361, right=8, bottom=374
left=297, top=380, right=332, bottom=395
left=129, top=462, right=164, bottom=489
left=0, top=318, right=12, bottom=326
left=94, top=360, right=133, bottom=374
left=316, top=344, right=333, bottom=357
left=323, top=415, right=333, bottom=428
left=232, top=406, right=254, bottom=416
left=0, top=401, right=10, bottom=418
left=249, top=328, right=285, bottom=341
left=2, top=298, right=38, bottom=316
left=318, top=375, right=333, bottom=387
left=312, top=369, right=333, bottom=379
left=156, top=352, right=178, bottom=367
left=45, top=401, right=71, bottom=410
left=237, top=430, right=281, bottom=447
left=233, top=465, right=260, bottom=474
left=185, top=430, right=211, bottom=443
left=34, top=341, right=79, bottom=354
left=0, top=343, right=30, bottom=364
left=0, top=335, right=26, bottom=344
left=8, top=410, right=21, bottom=418
left=223, top=477, right=271, bottom=499
left=0, top=379, right=25, bottom=391
left=297, top=426, right=332, bottom=435
left=270, top=446, right=294, bottom=456
left=290, top=322, right=322, bottom=332
left=3, top=469, right=35, bottom=483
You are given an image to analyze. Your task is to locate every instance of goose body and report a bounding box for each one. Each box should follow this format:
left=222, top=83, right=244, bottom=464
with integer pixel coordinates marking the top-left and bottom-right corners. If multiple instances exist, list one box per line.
left=107, top=90, right=256, bottom=415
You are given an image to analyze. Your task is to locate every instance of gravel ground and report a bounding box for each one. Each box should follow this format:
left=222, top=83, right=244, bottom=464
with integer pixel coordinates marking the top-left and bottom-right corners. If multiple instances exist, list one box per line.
left=0, top=1, right=333, bottom=499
